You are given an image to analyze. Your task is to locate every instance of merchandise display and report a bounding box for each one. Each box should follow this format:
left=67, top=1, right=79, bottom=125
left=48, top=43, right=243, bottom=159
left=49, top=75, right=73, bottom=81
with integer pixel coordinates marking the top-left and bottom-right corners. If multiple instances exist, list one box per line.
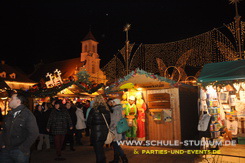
left=199, top=82, right=245, bottom=145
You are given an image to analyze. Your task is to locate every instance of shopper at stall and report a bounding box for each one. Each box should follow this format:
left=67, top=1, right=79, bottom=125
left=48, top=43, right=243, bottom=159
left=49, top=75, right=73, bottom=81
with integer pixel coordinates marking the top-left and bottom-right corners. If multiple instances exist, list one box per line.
left=107, top=98, right=114, bottom=113
left=109, top=99, right=128, bottom=163
left=87, top=95, right=111, bottom=163
left=86, top=100, right=94, bottom=146
left=0, top=92, right=39, bottom=163
left=42, top=102, right=52, bottom=149
left=86, top=101, right=94, bottom=120
left=34, top=104, right=50, bottom=150
left=105, top=98, right=114, bottom=149
left=46, top=100, right=73, bottom=161
left=75, top=102, right=86, bottom=145
left=84, top=100, right=91, bottom=136
left=63, top=102, right=77, bottom=151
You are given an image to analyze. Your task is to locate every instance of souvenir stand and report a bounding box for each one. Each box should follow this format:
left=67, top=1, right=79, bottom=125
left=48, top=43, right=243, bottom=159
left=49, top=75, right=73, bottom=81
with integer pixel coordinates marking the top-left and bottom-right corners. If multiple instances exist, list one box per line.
left=106, top=69, right=199, bottom=148
left=198, top=60, right=245, bottom=146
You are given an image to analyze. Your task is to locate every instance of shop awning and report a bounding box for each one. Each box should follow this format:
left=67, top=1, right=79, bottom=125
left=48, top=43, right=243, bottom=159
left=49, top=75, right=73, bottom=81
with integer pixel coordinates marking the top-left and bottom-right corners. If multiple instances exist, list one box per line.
left=198, top=60, right=245, bottom=83
left=106, top=69, right=176, bottom=93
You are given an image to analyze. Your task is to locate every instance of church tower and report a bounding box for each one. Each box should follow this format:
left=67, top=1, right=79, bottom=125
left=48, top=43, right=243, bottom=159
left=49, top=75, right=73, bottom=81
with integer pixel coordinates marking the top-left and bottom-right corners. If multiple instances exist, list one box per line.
left=80, top=31, right=107, bottom=84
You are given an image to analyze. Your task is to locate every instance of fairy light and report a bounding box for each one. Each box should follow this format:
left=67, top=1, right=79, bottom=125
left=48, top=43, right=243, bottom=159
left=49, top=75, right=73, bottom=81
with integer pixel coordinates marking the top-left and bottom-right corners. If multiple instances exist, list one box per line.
left=104, top=24, right=243, bottom=82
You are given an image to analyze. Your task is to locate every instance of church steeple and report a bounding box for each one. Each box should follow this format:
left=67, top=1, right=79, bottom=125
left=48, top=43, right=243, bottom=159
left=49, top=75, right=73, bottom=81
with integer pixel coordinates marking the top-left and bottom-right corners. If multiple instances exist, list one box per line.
left=81, top=31, right=98, bottom=54
left=80, top=31, right=107, bottom=84
left=82, top=31, right=97, bottom=42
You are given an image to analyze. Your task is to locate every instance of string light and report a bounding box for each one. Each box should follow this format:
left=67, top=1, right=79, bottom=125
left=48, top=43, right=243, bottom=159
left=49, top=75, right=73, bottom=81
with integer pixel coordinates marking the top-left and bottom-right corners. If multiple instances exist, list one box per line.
left=103, top=23, right=243, bottom=82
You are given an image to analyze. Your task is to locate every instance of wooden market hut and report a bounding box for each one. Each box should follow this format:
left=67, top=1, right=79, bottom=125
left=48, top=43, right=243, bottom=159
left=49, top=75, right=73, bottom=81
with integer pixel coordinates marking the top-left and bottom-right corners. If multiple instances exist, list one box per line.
left=198, top=59, right=245, bottom=84
left=198, top=60, right=245, bottom=143
left=106, top=69, right=199, bottom=148
left=27, top=70, right=104, bottom=107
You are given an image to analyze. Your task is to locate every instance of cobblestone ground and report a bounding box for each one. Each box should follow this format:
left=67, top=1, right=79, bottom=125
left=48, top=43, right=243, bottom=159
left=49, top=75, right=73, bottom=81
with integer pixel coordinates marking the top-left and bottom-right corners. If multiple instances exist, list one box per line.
left=30, top=136, right=245, bottom=163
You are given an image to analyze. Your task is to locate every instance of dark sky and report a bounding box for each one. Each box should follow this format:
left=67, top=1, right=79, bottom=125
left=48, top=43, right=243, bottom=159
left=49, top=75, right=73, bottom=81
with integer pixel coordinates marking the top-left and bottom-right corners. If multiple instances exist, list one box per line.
left=0, top=0, right=244, bottom=74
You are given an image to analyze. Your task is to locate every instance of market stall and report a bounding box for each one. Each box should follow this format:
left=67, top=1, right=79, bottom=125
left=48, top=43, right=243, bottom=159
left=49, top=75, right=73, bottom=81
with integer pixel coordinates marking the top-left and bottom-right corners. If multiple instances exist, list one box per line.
left=198, top=60, right=245, bottom=145
left=26, top=70, right=104, bottom=109
left=106, top=69, right=199, bottom=148
left=0, top=88, right=9, bottom=115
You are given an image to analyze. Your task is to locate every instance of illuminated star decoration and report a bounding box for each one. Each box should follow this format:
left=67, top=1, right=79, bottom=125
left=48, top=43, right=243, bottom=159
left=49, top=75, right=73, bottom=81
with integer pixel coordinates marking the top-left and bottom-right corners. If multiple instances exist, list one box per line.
left=124, top=23, right=131, bottom=32
left=229, top=0, right=241, bottom=4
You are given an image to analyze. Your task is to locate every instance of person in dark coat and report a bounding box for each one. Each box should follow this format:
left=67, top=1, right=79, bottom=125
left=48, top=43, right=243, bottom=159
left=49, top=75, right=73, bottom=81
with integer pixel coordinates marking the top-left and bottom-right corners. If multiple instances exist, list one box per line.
left=42, top=102, right=52, bottom=131
left=46, top=100, right=73, bottom=161
left=63, top=102, right=77, bottom=151
left=34, top=104, right=51, bottom=150
left=42, top=102, right=52, bottom=148
left=87, top=95, right=111, bottom=163
left=0, top=92, right=39, bottom=163
left=84, top=100, right=90, bottom=136
left=0, top=107, right=3, bottom=129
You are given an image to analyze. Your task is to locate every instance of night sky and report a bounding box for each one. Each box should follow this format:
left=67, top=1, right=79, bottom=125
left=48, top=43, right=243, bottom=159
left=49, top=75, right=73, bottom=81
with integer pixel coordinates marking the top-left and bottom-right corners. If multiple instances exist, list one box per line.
left=0, top=1, right=244, bottom=74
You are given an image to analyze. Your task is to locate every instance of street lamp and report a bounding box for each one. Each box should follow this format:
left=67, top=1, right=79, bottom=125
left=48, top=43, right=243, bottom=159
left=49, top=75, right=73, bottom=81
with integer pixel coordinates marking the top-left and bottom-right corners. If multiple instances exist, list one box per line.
left=124, top=23, right=131, bottom=75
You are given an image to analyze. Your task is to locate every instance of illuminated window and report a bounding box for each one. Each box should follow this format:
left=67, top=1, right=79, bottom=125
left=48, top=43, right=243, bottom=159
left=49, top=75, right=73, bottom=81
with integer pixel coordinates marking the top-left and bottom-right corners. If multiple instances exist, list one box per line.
left=0, top=72, right=6, bottom=78
left=9, top=73, right=16, bottom=79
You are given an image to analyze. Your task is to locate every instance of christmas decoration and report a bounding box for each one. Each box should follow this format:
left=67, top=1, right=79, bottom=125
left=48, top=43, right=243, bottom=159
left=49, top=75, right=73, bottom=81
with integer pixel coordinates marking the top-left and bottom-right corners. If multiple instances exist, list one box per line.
left=102, top=23, right=244, bottom=83
left=105, top=68, right=176, bottom=93
left=45, top=69, right=63, bottom=88
left=23, top=70, right=104, bottom=98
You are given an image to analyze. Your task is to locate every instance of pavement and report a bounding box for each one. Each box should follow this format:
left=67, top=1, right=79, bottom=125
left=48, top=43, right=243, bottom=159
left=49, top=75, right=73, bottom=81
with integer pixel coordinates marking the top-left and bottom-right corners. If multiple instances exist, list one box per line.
left=30, top=136, right=245, bottom=163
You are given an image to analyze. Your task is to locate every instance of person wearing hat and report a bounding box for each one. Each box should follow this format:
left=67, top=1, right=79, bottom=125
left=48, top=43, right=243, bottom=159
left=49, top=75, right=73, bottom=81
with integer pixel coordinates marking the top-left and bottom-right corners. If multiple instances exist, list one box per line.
left=46, top=100, right=73, bottom=161
left=109, top=99, right=128, bottom=163
left=125, top=96, right=137, bottom=139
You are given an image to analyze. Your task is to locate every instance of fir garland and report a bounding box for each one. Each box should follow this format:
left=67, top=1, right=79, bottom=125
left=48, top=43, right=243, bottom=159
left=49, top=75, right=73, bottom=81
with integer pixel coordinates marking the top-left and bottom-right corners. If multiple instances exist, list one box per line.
left=24, top=70, right=104, bottom=98
left=105, top=68, right=176, bottom=93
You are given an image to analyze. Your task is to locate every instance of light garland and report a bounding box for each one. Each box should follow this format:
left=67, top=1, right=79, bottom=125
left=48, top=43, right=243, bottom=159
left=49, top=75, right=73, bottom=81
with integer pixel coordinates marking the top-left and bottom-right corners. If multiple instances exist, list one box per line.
left=103, top=22, right=243, bottom=83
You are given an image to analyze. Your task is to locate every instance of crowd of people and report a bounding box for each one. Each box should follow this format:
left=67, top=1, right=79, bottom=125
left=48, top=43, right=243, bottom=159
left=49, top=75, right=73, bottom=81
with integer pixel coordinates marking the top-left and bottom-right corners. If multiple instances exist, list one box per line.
left=35, top=99, right=91, bottom=161
left=0, top=92, right=128, bottom=163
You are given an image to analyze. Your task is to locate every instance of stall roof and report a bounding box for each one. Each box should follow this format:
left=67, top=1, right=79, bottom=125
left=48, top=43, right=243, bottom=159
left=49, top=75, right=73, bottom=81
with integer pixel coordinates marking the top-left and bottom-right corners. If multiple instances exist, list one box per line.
left=0, top=80, right=10, bottom=89
left=106, top=69, right=176, bottom=93
left=198, top=60, right=245, bottom=83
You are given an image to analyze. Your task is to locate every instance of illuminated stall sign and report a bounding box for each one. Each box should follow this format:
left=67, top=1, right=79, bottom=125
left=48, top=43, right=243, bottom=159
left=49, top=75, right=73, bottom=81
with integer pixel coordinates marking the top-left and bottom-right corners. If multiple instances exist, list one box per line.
left=148, top=102, right=170, bottom=108
left=148, top=93, right=170, bottom=101
left=136, top=82, right=170, bottom=89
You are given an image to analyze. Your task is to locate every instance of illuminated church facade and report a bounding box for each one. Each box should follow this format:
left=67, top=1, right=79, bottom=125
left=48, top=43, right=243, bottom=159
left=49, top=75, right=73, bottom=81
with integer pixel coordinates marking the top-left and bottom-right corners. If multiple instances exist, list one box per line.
left=30, top=31, right=107, bottom=85
left=80, top=31, right=107, bottom=84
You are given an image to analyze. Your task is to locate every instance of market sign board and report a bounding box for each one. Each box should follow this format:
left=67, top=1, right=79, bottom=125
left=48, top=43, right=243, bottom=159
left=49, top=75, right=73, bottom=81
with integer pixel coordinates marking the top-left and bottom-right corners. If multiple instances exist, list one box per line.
left=148, top=93, right=170, bottom=102
left=148, top=102, right=170, bottom=108
left=136, top=82, right=170, bottom=89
